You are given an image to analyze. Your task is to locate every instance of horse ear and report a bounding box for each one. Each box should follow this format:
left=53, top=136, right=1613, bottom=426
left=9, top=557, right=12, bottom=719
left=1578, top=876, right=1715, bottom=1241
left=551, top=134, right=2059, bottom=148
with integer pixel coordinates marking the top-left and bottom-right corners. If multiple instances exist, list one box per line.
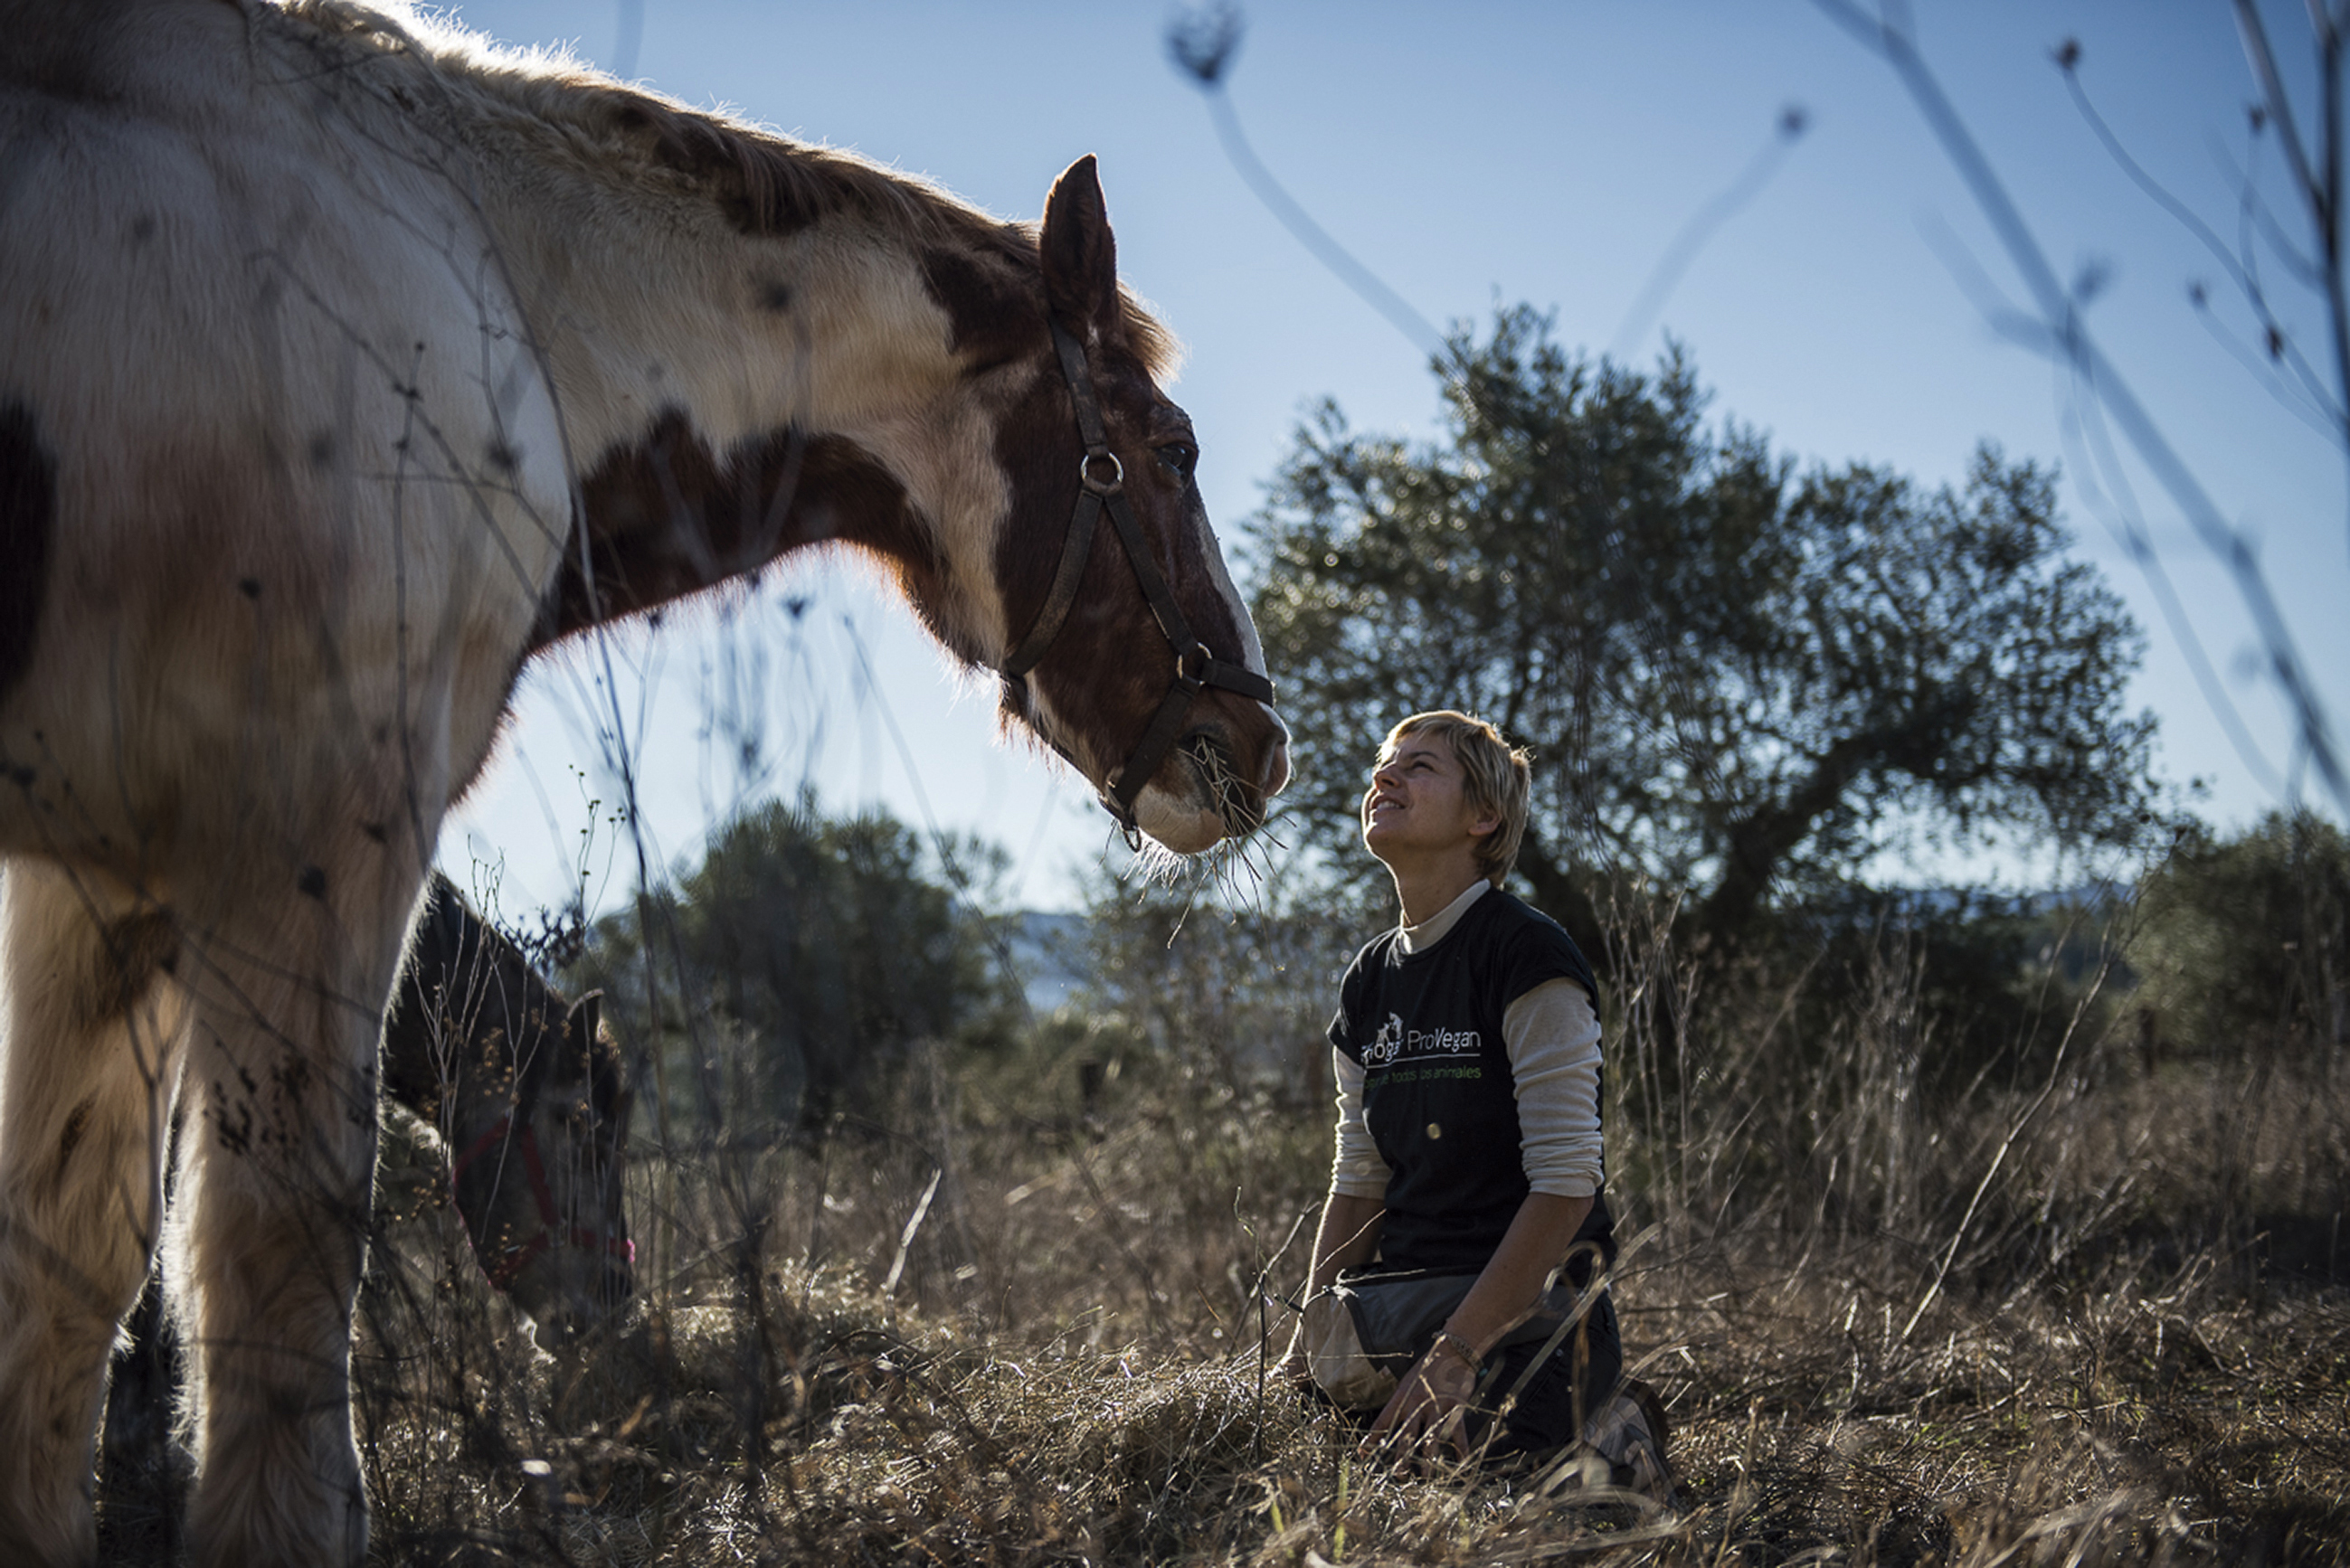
left=570, top=991, right=603, bottom=1052
left=1040, top=154, right=1118, bottom=336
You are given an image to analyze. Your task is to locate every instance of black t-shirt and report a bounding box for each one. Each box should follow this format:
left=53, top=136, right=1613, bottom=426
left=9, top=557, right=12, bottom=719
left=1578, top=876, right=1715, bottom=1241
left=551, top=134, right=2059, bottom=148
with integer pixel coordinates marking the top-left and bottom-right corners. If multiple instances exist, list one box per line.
left=1328, top=888, right=1613, bottom=1275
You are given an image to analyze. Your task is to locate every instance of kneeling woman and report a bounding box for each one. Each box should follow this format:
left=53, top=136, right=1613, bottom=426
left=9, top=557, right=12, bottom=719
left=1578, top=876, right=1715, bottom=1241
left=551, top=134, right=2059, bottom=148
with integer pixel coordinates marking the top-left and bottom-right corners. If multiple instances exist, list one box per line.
left=1283, top=711, right=1657, bottom=1478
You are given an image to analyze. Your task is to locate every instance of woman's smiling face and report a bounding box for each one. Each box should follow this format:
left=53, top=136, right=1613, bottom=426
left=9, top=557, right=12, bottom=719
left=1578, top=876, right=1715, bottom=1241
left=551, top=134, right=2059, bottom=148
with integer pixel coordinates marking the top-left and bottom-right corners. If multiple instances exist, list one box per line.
left=1361, top=732, right=1498, bottom=867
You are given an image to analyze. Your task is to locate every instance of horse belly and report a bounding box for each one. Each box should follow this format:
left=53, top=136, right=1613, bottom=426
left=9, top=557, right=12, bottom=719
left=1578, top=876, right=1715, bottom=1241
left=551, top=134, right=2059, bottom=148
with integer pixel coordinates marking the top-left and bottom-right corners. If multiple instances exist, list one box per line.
left=0, top=72, right=567, bottom=870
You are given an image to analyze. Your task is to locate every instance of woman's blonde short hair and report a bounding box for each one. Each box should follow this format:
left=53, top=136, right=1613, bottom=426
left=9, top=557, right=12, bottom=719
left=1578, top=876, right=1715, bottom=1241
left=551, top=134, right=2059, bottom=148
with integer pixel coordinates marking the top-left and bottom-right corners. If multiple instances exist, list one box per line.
left=1383, top=710, right=1532, bottom=886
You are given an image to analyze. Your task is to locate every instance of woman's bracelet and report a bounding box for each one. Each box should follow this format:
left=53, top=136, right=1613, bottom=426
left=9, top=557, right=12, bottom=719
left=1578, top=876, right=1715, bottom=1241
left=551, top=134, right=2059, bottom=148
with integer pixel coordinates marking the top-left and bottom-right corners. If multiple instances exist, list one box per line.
left=1429, top=1329, right=1481, bottom=1374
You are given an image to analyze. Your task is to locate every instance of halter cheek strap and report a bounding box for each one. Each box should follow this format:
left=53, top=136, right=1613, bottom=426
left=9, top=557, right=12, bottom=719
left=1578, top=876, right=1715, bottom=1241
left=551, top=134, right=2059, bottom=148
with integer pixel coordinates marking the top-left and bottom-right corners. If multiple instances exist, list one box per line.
left=449, top=1112, right=635, bottom=1292
left=1000, top=320, right=1274, bottom=843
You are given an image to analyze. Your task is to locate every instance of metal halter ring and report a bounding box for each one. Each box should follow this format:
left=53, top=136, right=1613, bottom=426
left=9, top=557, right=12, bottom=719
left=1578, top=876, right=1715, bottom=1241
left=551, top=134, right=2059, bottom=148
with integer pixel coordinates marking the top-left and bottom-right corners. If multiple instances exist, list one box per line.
left=1079, top=449, right=1123, bottom=493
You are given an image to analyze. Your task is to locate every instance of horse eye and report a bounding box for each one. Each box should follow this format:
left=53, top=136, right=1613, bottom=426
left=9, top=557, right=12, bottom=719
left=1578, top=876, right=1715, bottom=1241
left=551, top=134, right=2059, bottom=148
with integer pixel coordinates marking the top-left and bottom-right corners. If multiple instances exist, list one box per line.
left=1155, top=439, right=1198, bottom=478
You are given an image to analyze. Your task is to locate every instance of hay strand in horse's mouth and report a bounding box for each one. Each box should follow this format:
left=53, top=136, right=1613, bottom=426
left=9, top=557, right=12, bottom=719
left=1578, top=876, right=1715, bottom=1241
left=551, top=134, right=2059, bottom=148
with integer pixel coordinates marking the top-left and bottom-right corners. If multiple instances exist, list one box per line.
left=1180, top=732, right=1262, bottom=839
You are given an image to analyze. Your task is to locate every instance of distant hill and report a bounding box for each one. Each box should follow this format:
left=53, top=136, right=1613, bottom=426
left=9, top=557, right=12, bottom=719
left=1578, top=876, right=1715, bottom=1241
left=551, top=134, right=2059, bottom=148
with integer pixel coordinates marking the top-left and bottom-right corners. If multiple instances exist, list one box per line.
left=1000, top=911, right=1088, bottom=1015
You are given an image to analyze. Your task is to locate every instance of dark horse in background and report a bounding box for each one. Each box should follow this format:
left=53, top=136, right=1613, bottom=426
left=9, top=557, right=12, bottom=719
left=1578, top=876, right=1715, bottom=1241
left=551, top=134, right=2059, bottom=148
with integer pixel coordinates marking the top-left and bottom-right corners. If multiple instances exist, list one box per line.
left=0, top=0, right=1285, bottom=1561
left=380, top=874, right=635, bottom=1333
left=100, top=874, right=633, bottom=1544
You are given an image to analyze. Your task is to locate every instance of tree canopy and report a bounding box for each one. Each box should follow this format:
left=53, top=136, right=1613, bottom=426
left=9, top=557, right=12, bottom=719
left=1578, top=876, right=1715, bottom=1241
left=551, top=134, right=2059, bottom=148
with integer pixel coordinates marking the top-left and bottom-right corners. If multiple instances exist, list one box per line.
left=1247, top=307, right=2158, bottom=940
left=576, top=795, right=1018, bottom=1130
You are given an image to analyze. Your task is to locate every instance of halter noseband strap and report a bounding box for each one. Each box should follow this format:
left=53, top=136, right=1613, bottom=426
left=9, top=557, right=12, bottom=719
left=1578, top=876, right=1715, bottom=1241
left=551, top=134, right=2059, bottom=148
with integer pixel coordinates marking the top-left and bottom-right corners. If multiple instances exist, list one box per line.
left=1000, top=320, right=1274, bottom=843
left=450, top=1111, right=634, bottom=1291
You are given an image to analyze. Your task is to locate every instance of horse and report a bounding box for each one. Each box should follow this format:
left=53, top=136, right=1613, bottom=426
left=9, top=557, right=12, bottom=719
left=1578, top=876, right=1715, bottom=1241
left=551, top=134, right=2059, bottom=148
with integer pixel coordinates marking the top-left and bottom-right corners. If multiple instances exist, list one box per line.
left=97, top=871, right=632, bottom=1550
left=0, top=0, right=1290, bottom=1562
left=377, top=872, right=633, bottom=1337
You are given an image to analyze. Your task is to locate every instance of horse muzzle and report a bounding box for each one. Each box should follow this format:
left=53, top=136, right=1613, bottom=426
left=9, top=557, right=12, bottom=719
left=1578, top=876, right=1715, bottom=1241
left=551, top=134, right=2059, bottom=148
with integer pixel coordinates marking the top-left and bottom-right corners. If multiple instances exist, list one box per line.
left=1127, top=714, right=1284, bottom=852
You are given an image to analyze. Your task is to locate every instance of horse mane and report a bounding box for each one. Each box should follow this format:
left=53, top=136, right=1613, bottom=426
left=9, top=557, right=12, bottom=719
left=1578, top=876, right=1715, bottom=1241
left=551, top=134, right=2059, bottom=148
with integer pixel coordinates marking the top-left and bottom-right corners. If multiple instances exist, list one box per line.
left=382, top=874, right=584, bottom=1122
left=270, top=0, right=1181, bottom=376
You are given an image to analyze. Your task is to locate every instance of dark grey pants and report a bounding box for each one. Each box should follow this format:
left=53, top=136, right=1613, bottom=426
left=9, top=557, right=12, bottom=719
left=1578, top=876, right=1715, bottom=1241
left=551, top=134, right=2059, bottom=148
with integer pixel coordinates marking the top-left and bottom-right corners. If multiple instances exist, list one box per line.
left=1464, top=1289, right=1622, bottom=1460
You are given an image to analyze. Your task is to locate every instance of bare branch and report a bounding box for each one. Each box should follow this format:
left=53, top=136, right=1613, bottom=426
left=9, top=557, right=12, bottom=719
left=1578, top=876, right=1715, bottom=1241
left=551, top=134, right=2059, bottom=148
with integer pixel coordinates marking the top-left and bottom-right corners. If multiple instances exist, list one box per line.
left=2235, top=0, right=2350, bottom=487
left=1815, top=0, right=2348, bottom=813
left=1165, top=5, right=1448, bottom=363
left=1611, top=106, right=1811, bottom=364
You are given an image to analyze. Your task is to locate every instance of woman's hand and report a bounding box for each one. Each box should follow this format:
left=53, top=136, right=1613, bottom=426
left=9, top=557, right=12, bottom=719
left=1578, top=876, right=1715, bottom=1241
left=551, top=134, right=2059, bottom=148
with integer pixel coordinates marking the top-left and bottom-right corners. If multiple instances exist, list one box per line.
left=1363, top=1344, right=1479, bottom=1468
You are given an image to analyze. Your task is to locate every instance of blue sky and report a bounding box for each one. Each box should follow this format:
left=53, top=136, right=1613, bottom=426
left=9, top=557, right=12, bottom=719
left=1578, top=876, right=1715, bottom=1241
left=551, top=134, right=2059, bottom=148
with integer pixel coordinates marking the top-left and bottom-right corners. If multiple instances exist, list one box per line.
left=437, top=1, right=2349, bottom=916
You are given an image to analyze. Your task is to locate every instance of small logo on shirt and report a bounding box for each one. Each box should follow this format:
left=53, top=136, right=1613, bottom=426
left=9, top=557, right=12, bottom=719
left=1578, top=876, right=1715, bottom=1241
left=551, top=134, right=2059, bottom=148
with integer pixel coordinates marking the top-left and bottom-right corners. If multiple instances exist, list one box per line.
left=1363, top=1012, right=1482, bottom=1067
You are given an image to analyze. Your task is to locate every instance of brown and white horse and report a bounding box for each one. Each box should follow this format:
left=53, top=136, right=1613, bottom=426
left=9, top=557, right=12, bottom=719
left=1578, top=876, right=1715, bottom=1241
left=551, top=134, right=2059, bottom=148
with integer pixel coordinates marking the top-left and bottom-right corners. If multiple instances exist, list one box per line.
left=0, top=1, right=1287, bottom=1563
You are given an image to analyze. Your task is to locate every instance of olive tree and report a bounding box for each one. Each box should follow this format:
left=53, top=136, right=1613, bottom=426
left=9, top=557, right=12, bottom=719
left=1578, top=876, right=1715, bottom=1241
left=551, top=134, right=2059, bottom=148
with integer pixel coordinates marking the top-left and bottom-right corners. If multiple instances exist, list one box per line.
left=1249, top=307, right=2158, bottom=941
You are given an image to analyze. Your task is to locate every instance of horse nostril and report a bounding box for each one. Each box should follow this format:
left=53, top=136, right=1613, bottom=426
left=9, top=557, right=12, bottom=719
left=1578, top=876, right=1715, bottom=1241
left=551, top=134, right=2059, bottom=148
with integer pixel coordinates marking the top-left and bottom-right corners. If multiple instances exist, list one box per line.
left=1260, top=735, right=1292, bottom=798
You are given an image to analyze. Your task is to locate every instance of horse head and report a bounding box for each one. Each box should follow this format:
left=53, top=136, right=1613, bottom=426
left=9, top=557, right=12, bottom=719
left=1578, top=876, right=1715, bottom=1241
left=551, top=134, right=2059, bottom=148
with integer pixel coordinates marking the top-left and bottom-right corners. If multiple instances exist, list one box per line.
left=388, top=878, right=634, bottom=1343
left=981, top=156, right=1291, bottom=852
left=443, top=984, right=635, bottom=1345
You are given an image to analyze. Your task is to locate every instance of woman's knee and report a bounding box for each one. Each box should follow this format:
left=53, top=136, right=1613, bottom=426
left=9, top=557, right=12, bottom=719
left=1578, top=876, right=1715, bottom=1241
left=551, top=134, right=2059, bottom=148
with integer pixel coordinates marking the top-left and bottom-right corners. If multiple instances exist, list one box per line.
left=1479, top=1293, right=1624, bottom=1457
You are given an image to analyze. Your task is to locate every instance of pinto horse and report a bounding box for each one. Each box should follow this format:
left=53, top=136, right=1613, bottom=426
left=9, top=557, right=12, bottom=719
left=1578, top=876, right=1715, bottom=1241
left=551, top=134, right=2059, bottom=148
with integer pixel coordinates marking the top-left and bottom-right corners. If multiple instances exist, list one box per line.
left=0, top=1, right=1288, bottom=1563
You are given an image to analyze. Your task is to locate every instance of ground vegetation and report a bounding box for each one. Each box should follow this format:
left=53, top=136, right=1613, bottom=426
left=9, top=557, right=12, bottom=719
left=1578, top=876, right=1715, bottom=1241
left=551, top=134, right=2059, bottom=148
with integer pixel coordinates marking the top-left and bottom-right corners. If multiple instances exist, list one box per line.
left=103, top=806, right=2338, bottom=1568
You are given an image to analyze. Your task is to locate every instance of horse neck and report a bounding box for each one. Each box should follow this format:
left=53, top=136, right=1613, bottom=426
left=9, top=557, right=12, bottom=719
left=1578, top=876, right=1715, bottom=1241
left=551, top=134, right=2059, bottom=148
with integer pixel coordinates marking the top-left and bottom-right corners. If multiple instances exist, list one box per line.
left=445, top=96, right=1010, bottom=647
left=476, top=179, right=921, bottom=465
left=384, top=882, right=534, bottom=1119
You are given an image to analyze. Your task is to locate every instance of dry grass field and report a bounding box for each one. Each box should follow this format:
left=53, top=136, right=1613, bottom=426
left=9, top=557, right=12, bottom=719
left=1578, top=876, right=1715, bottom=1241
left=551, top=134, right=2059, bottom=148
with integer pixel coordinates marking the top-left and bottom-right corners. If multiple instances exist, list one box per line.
left=97, top=898, right=2350, bottom=1566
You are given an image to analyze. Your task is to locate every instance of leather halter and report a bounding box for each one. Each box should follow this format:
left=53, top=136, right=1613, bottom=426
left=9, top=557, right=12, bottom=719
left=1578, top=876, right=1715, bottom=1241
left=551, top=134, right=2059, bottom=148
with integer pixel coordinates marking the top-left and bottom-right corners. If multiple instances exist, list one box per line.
left=999, top=319, right=1275, bottom=845
left=450, top=1111, right=634, bottom=1293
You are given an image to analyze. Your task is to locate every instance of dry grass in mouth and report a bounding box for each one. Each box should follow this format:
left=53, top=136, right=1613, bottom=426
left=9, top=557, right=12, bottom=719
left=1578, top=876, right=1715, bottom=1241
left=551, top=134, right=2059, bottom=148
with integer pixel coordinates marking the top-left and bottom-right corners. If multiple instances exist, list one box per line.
left=1180, top=732, right=1265, bottom=842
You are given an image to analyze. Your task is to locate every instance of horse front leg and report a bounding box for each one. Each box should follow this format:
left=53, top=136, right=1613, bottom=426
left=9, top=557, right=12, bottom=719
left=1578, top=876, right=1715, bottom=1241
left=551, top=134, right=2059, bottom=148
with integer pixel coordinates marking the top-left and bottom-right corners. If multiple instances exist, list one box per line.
left=0, top=860, right=189, bottom=1568
left=169, top=856, right=421, bottom=1568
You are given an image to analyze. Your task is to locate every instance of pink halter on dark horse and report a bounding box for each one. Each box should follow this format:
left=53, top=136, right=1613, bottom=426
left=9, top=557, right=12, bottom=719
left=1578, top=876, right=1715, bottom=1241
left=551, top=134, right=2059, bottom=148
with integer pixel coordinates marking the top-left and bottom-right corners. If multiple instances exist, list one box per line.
left=0, top=1, right=1289, bottom=1563
left=380, top=874, right=634, bottom=1335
